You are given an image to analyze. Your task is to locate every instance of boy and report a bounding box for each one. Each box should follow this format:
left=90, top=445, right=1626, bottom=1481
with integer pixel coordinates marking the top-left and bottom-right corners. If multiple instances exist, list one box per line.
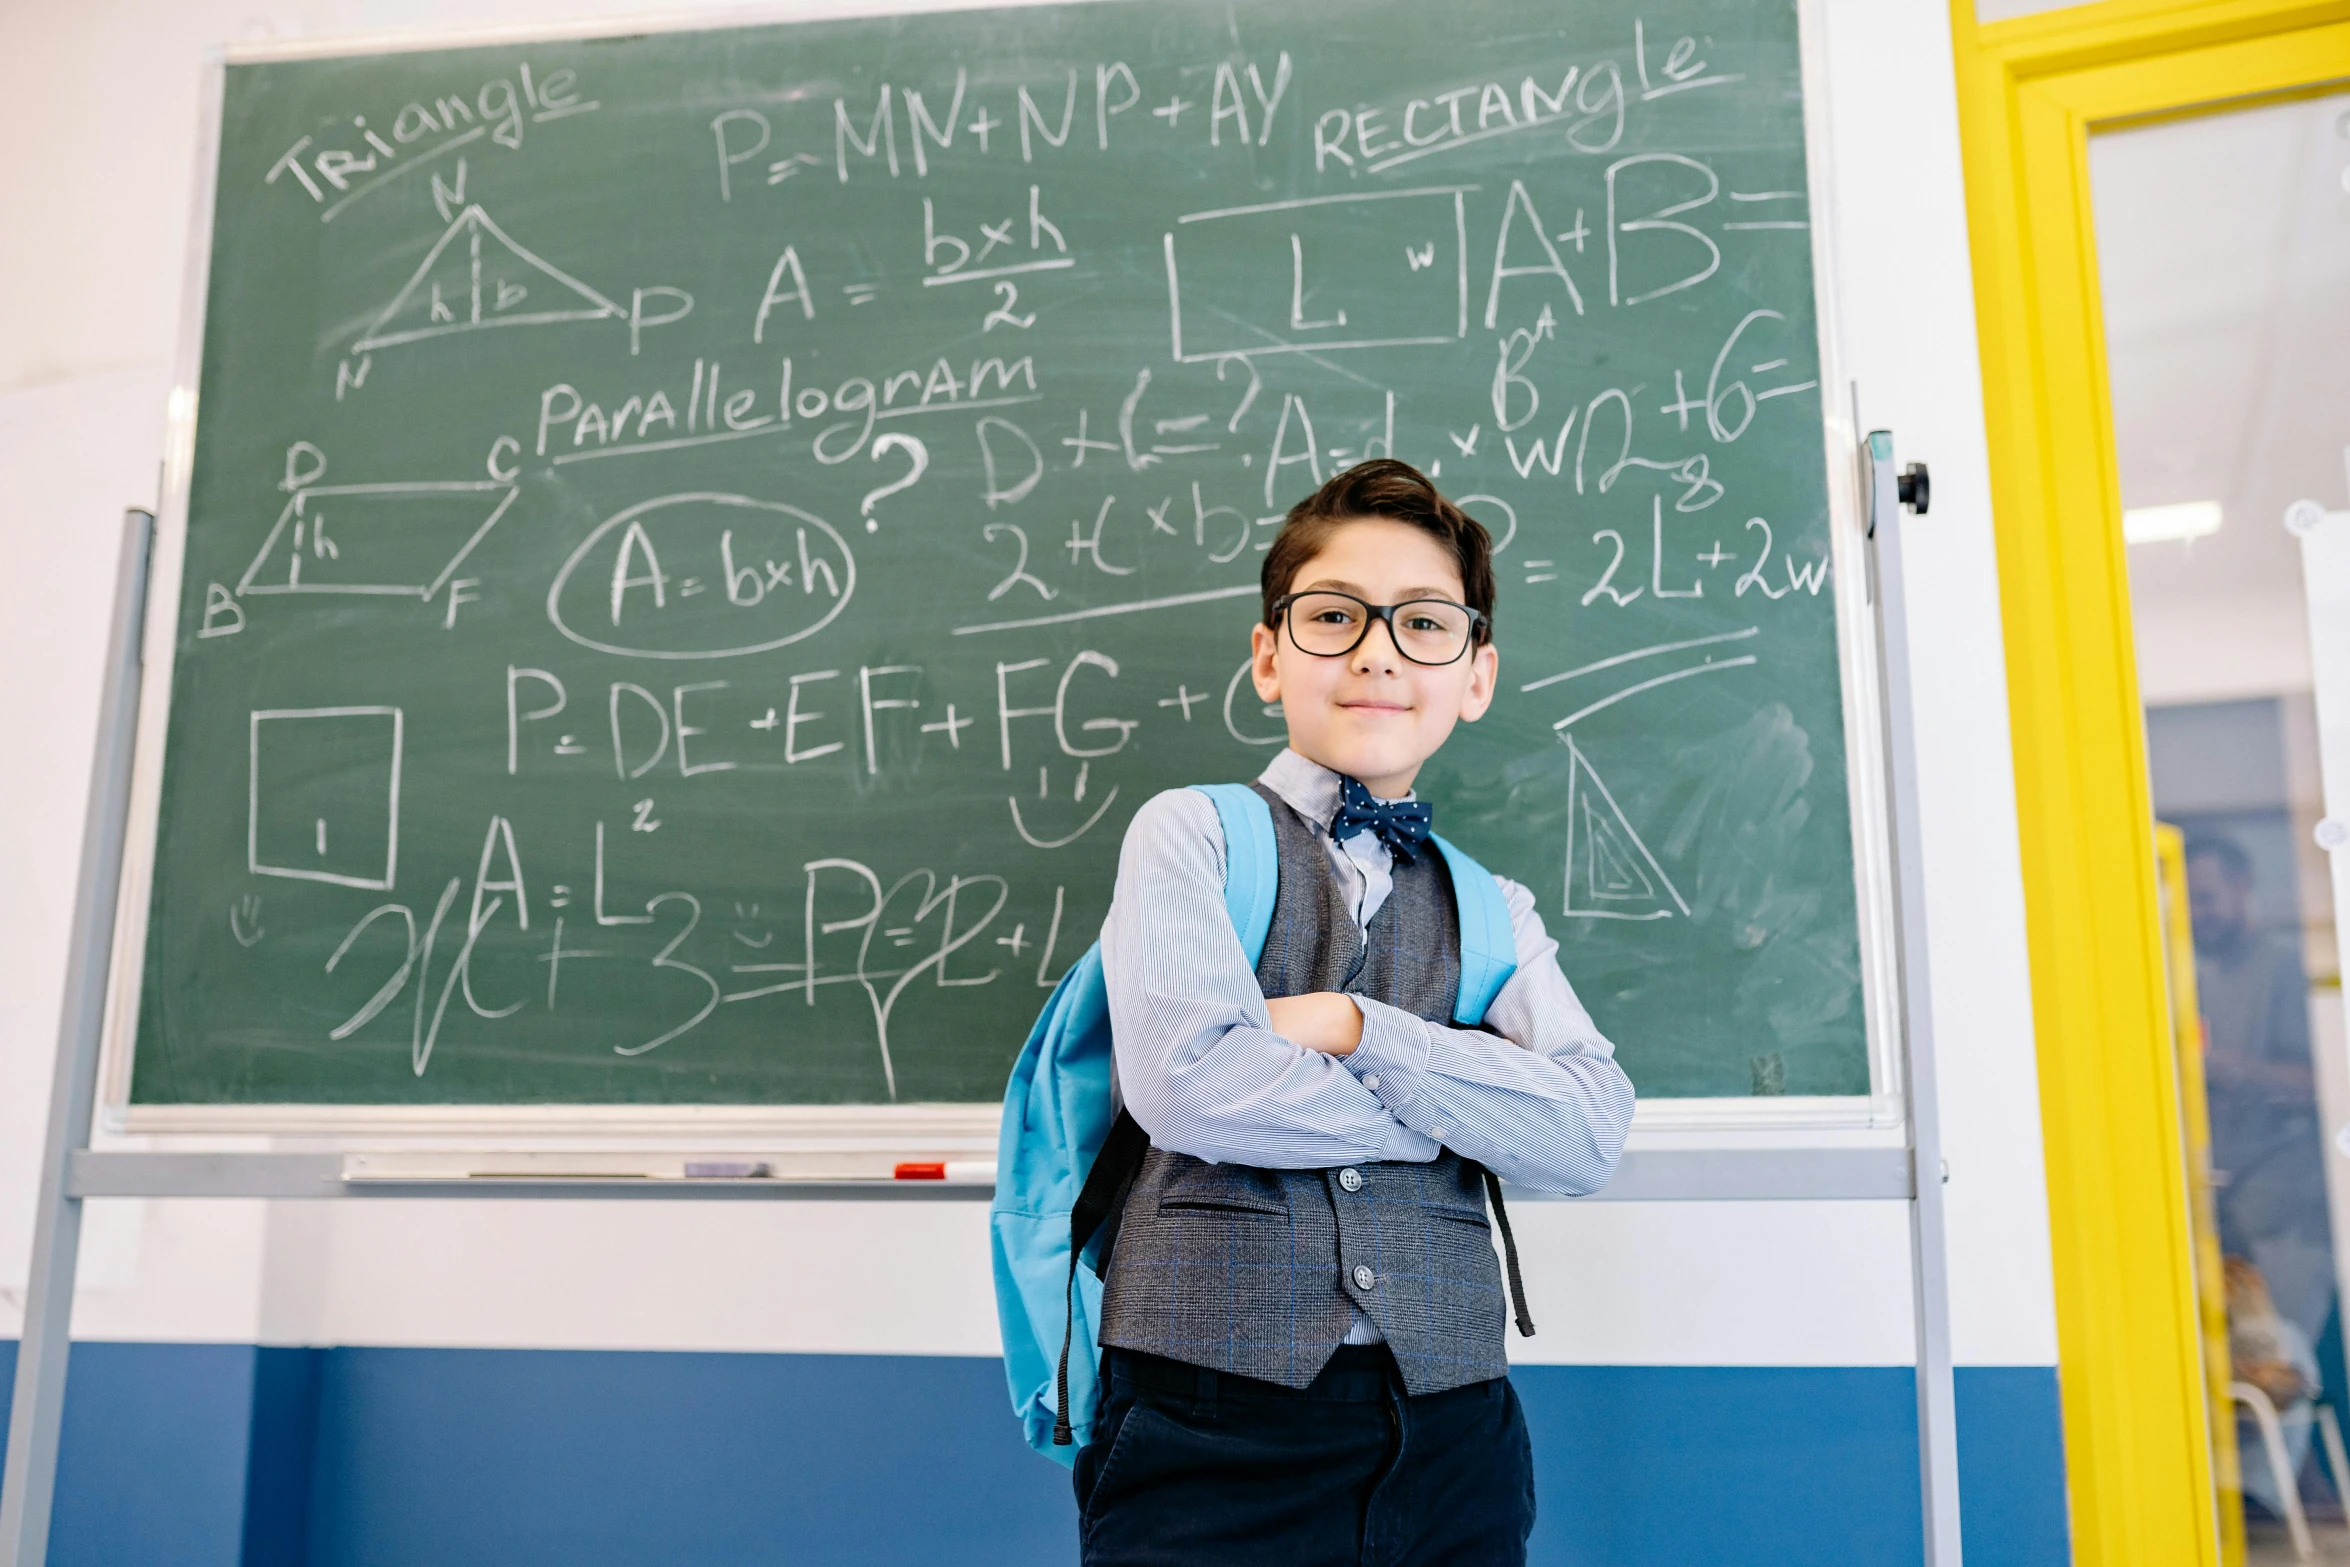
left=1082, top=459, right=1635, bottom=1564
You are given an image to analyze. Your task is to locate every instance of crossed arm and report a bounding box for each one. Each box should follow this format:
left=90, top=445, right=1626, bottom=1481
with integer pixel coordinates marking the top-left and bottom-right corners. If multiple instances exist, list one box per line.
left=1100, top=789, right=1635, bottom=1196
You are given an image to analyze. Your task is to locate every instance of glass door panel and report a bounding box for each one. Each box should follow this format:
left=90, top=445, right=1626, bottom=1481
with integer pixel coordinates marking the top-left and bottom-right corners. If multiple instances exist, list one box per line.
left=2095, top=89, right=2350, bottom=1562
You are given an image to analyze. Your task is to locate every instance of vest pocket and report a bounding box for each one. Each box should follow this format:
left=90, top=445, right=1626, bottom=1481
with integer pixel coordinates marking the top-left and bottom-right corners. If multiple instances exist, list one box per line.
left=1153, top=1164, right=1291, bottom=1218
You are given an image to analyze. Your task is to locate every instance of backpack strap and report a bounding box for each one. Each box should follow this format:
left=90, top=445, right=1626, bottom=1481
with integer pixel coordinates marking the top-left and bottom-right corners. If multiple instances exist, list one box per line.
left=1429, top=833, right=1518, bottom=1027
left=1055, top=1105, right=1149, bottom=1445
left=1055, top=783, right=1280, bottom=1445
left=1425, top=835, right=1533, bottom=1336
left=1190, top=783, right=1278, bottom=968
left=1203, top=798, right=1534, bottom=1337
left=1079, top=783, right=1278, bottom=1280
left=1476, top=1163, right=1538, bottom=1337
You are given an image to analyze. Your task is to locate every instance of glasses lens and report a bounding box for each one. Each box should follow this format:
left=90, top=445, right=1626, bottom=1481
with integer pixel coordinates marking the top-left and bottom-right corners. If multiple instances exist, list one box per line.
left=1287, top=593, right=1369, bottom=654
left=1392, top=600, right=1473, bottom=664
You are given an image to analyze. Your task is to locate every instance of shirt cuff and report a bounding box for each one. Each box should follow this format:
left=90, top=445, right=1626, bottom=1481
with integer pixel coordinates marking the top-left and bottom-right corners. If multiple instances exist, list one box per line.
left=1344, top=996, right=1433, bottom=1111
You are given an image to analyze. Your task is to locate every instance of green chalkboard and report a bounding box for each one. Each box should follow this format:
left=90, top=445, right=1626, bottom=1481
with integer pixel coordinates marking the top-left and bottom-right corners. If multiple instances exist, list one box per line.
left=128, top=0, right=1878, bottom=1109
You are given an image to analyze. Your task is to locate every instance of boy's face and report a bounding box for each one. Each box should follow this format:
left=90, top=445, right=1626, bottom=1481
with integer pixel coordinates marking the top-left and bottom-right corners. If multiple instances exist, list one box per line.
left=1250, top=517, right=1498, bottom=798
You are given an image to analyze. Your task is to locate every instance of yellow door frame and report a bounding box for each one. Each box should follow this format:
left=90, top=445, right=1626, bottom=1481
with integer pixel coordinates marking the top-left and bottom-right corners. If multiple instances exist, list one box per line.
left=2155, top=822, right=2245, bottom=1564
left=1949, top=1, right=2350, bottom=1560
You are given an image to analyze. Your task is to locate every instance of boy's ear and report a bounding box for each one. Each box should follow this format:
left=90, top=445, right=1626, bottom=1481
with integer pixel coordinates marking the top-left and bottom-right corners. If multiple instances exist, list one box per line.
left=1250, top=622, right=1282, bottom=702
left=1457, top=642, right=1498, bottom=723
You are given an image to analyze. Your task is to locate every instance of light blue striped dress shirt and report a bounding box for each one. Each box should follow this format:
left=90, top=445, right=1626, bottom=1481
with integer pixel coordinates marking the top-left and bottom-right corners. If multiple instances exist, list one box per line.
left=1100, top=749, right=1636, bottom=1205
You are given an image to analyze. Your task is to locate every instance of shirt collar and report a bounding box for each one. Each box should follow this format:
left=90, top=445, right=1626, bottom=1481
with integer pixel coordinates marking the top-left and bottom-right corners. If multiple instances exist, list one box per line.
left=1255, top=748, right=1415, bottom=836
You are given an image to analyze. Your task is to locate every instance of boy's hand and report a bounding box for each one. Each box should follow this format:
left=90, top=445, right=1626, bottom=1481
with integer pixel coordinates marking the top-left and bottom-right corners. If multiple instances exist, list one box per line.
left=1266, top=992, right=1364, bottom=1057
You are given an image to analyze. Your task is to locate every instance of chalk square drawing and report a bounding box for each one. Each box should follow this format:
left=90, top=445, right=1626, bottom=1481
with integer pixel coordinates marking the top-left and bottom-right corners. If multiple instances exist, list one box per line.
left=248, top=708, right=403, bottom=890
left=236, top=483, right=516, bottom=599
left=354, top=204, right=624, bottom=353
left=1164, top=186, right=1472, bottom=363
left=1561, top=736, right=1689, bottom=921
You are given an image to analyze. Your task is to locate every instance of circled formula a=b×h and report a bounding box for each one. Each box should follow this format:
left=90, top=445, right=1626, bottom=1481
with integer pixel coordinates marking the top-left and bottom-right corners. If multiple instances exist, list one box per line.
left=546, top=492, right=857, bottom=659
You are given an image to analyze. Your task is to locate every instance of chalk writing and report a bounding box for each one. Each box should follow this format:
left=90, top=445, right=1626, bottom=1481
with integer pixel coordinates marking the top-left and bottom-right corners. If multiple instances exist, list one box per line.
left=137, top=0, right=1869, bottom=1109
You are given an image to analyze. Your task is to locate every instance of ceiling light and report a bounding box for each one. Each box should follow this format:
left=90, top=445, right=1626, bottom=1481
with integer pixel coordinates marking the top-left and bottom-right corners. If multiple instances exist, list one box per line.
left=2122, top=501, right=2223, bottom=545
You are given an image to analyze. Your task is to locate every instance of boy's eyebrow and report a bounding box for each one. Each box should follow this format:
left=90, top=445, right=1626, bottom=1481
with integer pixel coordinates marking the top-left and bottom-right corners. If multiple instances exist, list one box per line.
left=1296, top=577, right=1466, bottom=600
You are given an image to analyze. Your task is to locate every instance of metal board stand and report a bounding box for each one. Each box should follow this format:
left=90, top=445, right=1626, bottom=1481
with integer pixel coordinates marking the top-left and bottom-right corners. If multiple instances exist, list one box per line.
left=1867, top=430, right=1964, bottom=1565
left=52, top=1146, right=1912, bottom=1203
left=1, top=511, right=153, bottom=1567
left=2, top=476, right=1958, bottom=1561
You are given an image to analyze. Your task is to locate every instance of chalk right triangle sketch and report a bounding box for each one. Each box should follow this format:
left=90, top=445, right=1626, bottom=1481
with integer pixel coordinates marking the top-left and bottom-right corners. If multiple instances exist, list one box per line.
left=354, top=205, right=624, bottom=353
left=1562, top=735, right=1690, bottom=921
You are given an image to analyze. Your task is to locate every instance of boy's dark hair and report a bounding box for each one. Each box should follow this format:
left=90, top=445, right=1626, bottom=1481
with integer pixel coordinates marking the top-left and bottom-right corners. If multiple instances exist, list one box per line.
left=1260, top=459, right=1495, bottom=644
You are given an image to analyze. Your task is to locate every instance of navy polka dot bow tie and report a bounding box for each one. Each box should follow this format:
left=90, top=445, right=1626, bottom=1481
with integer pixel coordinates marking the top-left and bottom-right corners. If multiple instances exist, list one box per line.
left=1332, top=776, right=1434, bottom=863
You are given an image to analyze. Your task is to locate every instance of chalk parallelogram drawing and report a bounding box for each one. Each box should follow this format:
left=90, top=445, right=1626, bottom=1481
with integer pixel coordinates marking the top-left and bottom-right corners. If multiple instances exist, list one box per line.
left=237, top=482, right=517, bottom=599
left=1561, top=735, right=1688, bottom=921
left=249, top=707, right=403, bottom=890
left=354, top=204, right=623, bottom=352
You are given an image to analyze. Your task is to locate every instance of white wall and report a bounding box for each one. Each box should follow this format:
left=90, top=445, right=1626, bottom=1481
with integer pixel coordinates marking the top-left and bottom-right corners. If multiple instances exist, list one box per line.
left=0, top=0, right=2056, bottom=1370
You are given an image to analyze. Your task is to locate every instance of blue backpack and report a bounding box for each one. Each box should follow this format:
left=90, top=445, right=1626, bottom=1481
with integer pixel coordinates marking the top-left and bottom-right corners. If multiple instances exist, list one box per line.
left=989, top=782, right=1528, bottom=1464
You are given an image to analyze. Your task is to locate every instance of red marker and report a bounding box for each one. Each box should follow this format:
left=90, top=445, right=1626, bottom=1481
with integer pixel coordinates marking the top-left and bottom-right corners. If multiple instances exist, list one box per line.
left=894, top=1160, right=996, bottom=1182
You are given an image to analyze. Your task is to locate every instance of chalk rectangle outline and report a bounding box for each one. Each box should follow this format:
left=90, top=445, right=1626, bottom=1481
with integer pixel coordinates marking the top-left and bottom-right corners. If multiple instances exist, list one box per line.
left=1164, top=188, right=1472, bottom=364
left=247, top=706, right=403, bottom=890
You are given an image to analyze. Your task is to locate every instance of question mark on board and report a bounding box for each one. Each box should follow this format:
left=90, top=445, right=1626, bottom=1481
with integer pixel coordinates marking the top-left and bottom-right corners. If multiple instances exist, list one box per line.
left=859, top=433, right=929, bottom=532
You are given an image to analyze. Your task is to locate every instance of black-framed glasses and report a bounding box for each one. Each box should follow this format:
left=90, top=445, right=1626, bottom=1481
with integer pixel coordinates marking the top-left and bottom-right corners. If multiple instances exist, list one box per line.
left=1271, top=591, right=1487, bottom=666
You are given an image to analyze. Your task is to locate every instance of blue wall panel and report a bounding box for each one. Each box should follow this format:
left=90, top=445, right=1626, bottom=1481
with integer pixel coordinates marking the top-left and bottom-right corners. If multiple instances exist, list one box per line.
left=302, top=1348, right=1072, bottom=1567
left=0, top=1340, right=260, bottom=1567
left=1513, top=1365, right=2069, bottom=1567
left=1518, top=1365, right=1924, bottom=1563
left=1954, top=1366, right=2072, bottom=1567
left=1, top=1342, right=2066, bottom=1565
left=241, top=1346, right=323, bottom=1567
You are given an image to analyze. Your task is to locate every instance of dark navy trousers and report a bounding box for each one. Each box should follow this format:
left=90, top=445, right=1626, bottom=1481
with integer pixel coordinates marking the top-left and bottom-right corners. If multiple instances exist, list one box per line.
left=1075, top=1345, right=1536, bottom=1567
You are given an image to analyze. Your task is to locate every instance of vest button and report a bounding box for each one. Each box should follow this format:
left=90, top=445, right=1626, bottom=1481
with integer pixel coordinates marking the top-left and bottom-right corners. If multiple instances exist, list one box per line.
left=1353, top=1264, right=1377, bottom=1291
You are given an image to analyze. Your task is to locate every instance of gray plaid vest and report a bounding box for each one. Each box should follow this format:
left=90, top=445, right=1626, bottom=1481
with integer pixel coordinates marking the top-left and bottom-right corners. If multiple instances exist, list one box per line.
left=1096, top=784, right=1509, bottom=1394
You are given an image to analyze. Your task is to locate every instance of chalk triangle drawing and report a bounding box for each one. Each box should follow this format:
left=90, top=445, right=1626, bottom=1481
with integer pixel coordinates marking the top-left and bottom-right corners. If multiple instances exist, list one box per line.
left=1562, top=735, right=1689, bottom=921
left=353, top=205, right=623, bottom=353
left=1581, top=799, right=1656, bottom=900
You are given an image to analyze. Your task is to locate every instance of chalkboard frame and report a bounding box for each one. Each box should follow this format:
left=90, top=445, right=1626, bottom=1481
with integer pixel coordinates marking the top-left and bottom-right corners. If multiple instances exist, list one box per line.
left=95, top=0, right=1908, bottom=1152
